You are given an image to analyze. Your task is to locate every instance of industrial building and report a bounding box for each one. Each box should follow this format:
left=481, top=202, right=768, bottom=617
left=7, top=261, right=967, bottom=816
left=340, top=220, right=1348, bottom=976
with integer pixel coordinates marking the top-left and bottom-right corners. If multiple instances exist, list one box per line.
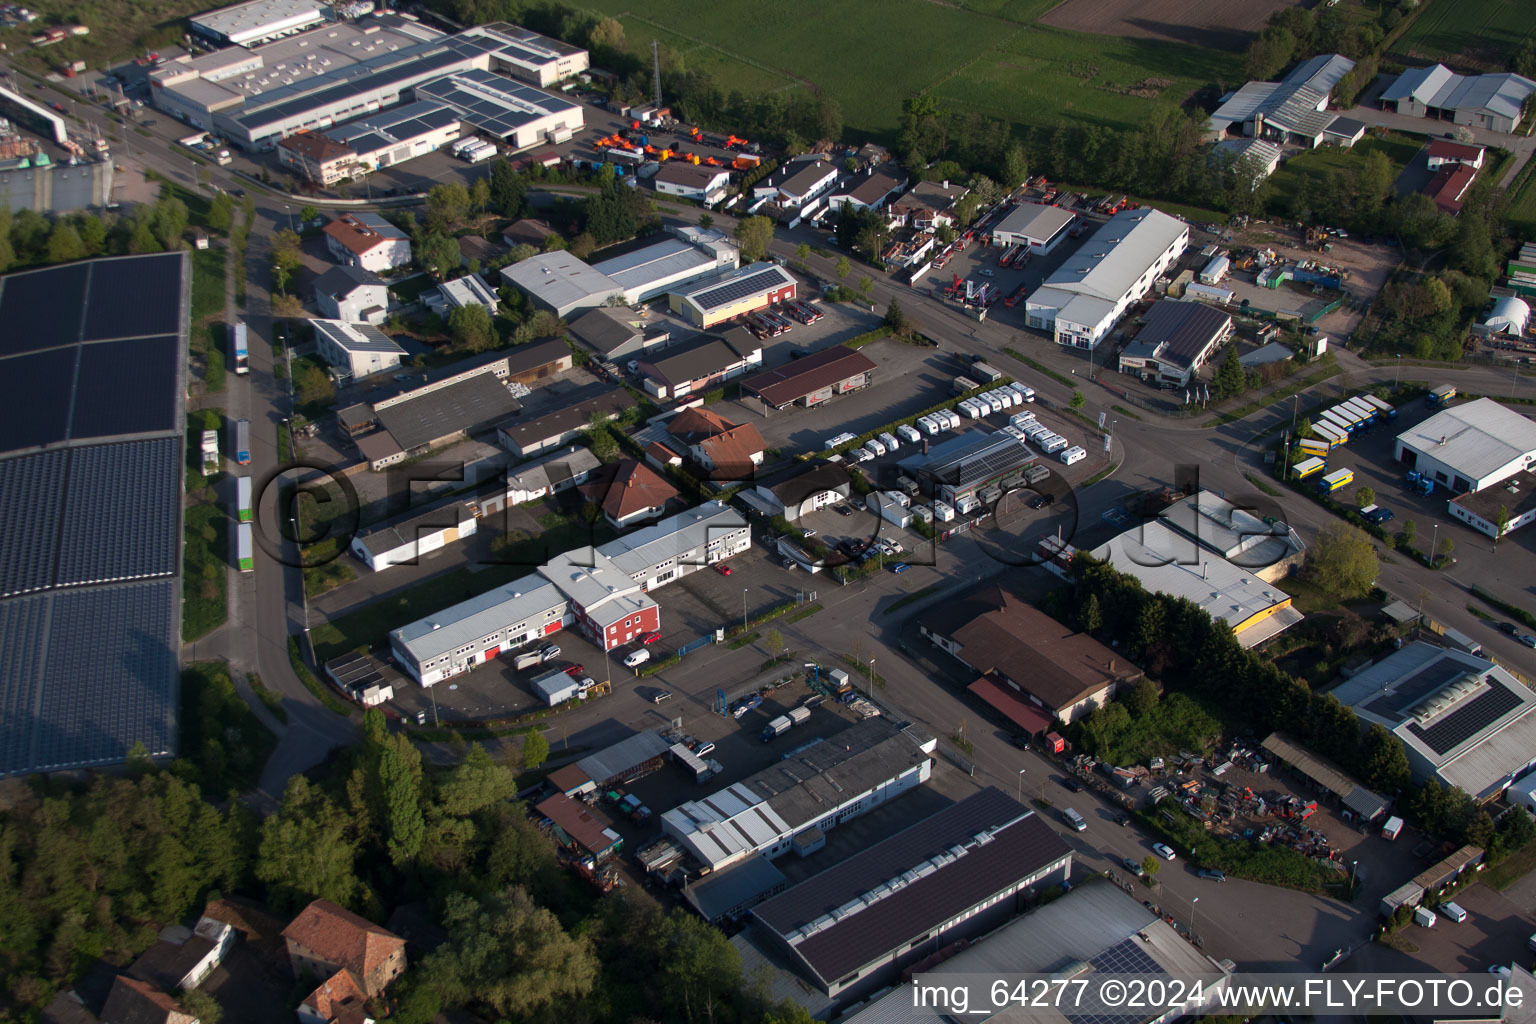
left=348, top=498, right=478, bottom=572
left=496, top=386, right=633, bottom=457
left=501, top=445, right=599, bottom=505
left=317, top=98, right=463, bottom=175
left=1450, top=469, right=1536, bottom=539
left=390, top=501, right=749, bottom=683
left=425, top=273, right=499, bottom=317
left=0, top=160, right=114, bottom=214
left=0, top=252, right=189, bottom=776
left=311, top=319, right=405, bottom=379
left=1116, top=300, right=1234, bottom=388
left=1156, top=489, right=1305, bottom=582
left=653, top=161, right=732, bottom=204
left=275, top=131, right=362, bottom=185
left=749, top=788, right=1071, bottom=1002
left=898, top=428, right=1034, bottom=506
left=567, top=306, right=669, bottom=361
left=1025, top=207, right=1188, bottom=349
left=546, top=729, right=673, bottom=796
left=313, top=265, right=389, bottom=324
left=669, top=262, right=798, bottom=329
left=501, top=250, right=625, bottom=318
left=661, top=718, right=938, bottom=873
left=921, top=585, right=1142, bottom=729
left=684, top=855, right=789, bottom=925
left=991, top=202, right=1075, bottom=254
left=153, top=19, right=586, bottom=150
left=1332, top=641, right=1536, bottom=803
left=1380, top=65, right=1536, bottom=133
left=635, top=328, right=762, bottom=400
left=737, top=345, right=876, bottom=409
left=840, top=879, right=1232, bottom=1024
left=324, top=213, right=411, bottom=273
left=1395, top=397, right=1536, bottom=494
left=188, top=0, right=327, bottom=48
left=591, top=227, right=738, bottom=305
left=1089, top=520, right=1302, bottom=648
left=744, top=460, right=851, bottom=521
left=1207, top=54, right=1364, bottom=148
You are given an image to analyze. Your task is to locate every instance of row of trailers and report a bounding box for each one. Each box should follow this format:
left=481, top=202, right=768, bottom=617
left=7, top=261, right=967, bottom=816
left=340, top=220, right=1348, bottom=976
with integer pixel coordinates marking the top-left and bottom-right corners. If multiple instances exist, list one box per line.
left=234, top=476, right=254, bottom=572
left=1291, top=394, right=1397, bottom=486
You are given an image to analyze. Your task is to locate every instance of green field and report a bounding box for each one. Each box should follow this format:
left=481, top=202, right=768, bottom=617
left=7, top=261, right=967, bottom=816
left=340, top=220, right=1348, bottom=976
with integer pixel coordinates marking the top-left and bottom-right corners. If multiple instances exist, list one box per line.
left=1508, top=161, right=1536, bottom=233
left=1391, top=0, right=1532, bottom=71
left=1265, top=133, right=1422, bottom=210
left=594, top=0, right=1233, bottom=136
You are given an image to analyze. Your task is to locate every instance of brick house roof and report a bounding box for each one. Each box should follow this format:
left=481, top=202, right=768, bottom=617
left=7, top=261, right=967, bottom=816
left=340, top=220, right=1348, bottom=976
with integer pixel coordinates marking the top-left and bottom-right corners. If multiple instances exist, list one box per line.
left=279, top=132, right=352, bottom=163
left=281, top=900, right=404, bottom=981
left=301, top=969, right=371, bottom=1024
left=324, top=214, right=406, bottom=257
left=582, top=459, right=678, bottom=521
left=101, top=976, right=191, bottom=1024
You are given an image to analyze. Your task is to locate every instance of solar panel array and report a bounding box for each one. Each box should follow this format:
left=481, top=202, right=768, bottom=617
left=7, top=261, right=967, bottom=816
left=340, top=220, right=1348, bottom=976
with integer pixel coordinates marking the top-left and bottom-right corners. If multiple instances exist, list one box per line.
left=689, top=267, right=792, bottom=311
left=924, top=434, right=1033, bottom=489
left=1362, top=658, right=1469, bottom=719
left=0, top=253, right=187, bottom=777
left=1062, top=938, right=1169, bottom=1024
left=416, top=68, right=578, bottom=139
left=234, top=43, right=465, bottom=130
left=1408, top=680, right=1524, bottom=755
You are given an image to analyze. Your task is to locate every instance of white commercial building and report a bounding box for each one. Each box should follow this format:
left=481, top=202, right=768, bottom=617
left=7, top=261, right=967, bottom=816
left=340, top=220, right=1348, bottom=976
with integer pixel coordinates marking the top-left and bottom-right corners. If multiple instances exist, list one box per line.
left=1332, top=642, right=1536, bottom=802
left=414, top=67, right=583, bottom=149
left=389, top=501, right=749, bottom=684
left=321, top=99, right=463, bottom=173
left=1024, top=207, right=1188, bottom=349
left=669, top=262, right=797, bottom=328
left=501, top=250, right=626, bottom=318
left=311, top=319, right=406, bottom=379
left=662, top=718, right=937, bottom=873
left=504, top=445, right=601, bottom=504
left=1089, top=520, right=1302, bottom=648
left=653, top=161, right=732, bottom=204
left=349, top=499, right=478, bottom=572
left=1382, top=65, right=1536, bottom=134
left=991, top=202, right=1075, bottom=254
left=1395, top=397, right=1536, bottom=494
left=471, top=21, right=589, bottom=86
left=590, top=227, right=738, bottom=305
left=188, top=0, right=327, bottom=48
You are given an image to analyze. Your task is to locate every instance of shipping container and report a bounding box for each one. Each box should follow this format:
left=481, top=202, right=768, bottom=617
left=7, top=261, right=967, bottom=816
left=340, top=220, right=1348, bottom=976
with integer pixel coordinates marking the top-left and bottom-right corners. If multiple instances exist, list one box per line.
left=236, top=476, right=252, bottom=522
left=234, top=418, right=251, bottom=465
left=1360, top=393, right=1396, bottom=419
left=232, top=322, right=249, bottom=375
left=1291, top=456, right=1326, bottom=479
left=971, top=361, right=1004, bottom=383
left=236, top=521, right=254, bottom=572
left=1429, top=384, right=1456, bottom=406
left=1318, top=468, right=1354, bottom=492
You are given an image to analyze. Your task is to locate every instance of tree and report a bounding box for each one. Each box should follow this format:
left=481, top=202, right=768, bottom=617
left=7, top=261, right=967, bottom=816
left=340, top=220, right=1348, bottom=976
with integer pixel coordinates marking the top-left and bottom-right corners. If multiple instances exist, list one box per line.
left=1124, top=678, right=1159, bottom=717
left=1305, top=523, right=1378, bottom=599
left=698, top=213, right=714, bottom=230
left=883, top=297, right=907, bottom=333
left=297, top=204, right=318, bottom=225
left=1069, top=389, right=1085, bottom=409
left=151, top=196, right=188, bottom=250
left=256, top=776, right=360, bottom=914
left=656, top=910, right=743, bottom=1024
left=835, top=255, right=851, bottom=280
left=1496, top=504, right=1511, bottom=543
left=469, top=177, right=491, bottom=216
left=179, top=990, right=222, bottom=1024
left=586, top=413, right=619, bottom=462
left=270, top=228, right=303, bottom=295
left=507, top=242, right=538, bottom=264
left=293, top=360, right=335, bottom=408
left=422, top=887, right=598, bottom=1017
left=45, top=222, right=86, bottom=263
left=734, top=215, right=774, bottom=261
left=207, top=194, right=234, bottom=233
left=437, top=744, right=516, bottom=817
left=420, top=232, right=462, bottom=281
left=1359, top=723, right=1411, bottom=795
left=1435, top=535, right=1455, bottom=567
left=1078, top=592, right=1102, bottom=634
left=448, top=303, right=496, bottom=352
left=1355, top=486, right=1375, bottom=509
left=795, top=242, right=810, bottom=262
left=425, top=182, right=471, bottom=233
left=489, top=160, right=528, bottom=218
left=569, top=232, right=597, bottom=259
left=521, top=729, right=550, bottom=770
left=858, top=274, right=873, bottom=295
left=765, top=628, right=785, bottom=658
left=1213, top=347, right=1247, bottom=399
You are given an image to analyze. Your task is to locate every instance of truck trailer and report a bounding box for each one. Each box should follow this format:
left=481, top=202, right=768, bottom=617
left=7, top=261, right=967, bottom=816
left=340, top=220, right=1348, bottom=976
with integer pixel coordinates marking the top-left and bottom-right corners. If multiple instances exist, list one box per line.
left=236, top=476, right=252, bottom=523
left=233, top=418, right=251, bottom=465
left=236, top=522, right=254, bottom=572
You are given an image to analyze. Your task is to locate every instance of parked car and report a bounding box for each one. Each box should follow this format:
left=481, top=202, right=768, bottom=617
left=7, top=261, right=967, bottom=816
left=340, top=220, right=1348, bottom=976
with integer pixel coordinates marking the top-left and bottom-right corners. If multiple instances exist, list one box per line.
left=650, top=689, right=672, bottom=704
left=1519, top=634, right=1536, bottom=649
left=1062, top=777, right=1082, bottom=793
left=1500, top=622, right=1520, bottom=636
left=834, top=503, right=853, bottom=516
left=1197, top=868, right=1227, bottom=882
left=623, top=649, right=651, bottom=668
left=563, top=663, right=585, bottom=677
left=790, top=347, right=813, bottom=358
left=713, top=562, right=733, bottom=575
left=802, top=528, right=817, bottom=537
left=1027, top=493, right=1046, bottom=510
left=639, top=631, right=662, bottom=645
left=692, top=741, right=716, bottom=758
left=890, top=562, right=911, bottom=574
left=1152, top=843, right=1177, bottom=861
left=538, top=643, right=561, bottom=659
left=1123, top=856, right=1147, bottom=878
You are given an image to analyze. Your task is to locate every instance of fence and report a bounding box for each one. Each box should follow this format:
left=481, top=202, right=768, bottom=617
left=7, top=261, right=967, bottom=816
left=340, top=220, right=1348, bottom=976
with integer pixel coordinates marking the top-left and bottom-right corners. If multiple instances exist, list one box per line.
left=676, top=633, right=717, bottom=659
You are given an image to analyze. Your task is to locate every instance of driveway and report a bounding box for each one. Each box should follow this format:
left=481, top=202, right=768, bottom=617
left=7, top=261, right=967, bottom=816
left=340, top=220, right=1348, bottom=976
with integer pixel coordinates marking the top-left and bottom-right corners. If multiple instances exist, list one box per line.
left=1339, top=102, right=1535, bottom=187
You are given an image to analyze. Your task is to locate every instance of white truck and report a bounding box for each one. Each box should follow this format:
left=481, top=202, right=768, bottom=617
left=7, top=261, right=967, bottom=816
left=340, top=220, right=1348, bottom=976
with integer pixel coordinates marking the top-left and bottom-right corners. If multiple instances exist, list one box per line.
left=1382, top=815, right=1404, bottom=840
left=200, top=429, right=220, bottom=473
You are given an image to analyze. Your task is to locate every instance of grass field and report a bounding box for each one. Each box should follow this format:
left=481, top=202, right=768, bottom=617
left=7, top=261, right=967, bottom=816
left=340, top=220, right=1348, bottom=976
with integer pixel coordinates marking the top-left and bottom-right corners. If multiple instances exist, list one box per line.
left=1507, top=159, right=1536, bottom=234
left=190, top=247, right=226, bottom=323
left=594, top=0, right=1233, bottom=136
left=1265, top=133, right=1423, bottom=211
left=1391, top=0, right=1531, bottom=71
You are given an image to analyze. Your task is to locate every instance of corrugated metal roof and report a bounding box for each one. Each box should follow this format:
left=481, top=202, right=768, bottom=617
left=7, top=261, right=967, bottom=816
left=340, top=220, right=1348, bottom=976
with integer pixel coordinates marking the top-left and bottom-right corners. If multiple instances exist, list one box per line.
left=575, top=729, right=672, bottom=785
left=1397, top=397, right=1536, bottom=482
left=1035, top=207, right=1186, bottom=306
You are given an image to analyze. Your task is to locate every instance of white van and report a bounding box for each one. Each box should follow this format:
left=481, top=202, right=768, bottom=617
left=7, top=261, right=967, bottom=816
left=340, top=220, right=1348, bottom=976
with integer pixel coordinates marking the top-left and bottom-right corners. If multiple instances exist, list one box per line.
left=1060, top=446, right=1087, bottom=465
left=1440, top=902, right=1467, bottom=924
left=623, top=648, right=651, bottom=668
left=1062, top=808, right=1087, bottom=831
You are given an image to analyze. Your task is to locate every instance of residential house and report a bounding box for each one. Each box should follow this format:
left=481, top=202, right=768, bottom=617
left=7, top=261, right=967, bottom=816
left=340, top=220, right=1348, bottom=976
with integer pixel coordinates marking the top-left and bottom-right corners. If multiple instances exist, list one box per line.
left=891, top=180, right=968, bottom=231
left=425, top=273, right=500, bottom=317
left=127, top=915, right=237, bottom=994
left=747, top=460, right=850, bottom=521
left=101, top=977, right=197, bottom=1024
left=1425, top=163, right=1477, bottom=215
left=281, top=899, right=406, bottom=998
left=752, top=158, right=838, bottom=208
left=825, top=165, right=908, bottom=213
left=324, top=213, right=412, bottom=273
left=1427, top=139, right=1486, bottom=171
left=311, top=320, right=406, bottom=380
left=665, top=406, right=766, bottom=479
left=504, top=445, right=601, bottom=504
left=313, top=265, right=389, bottom=325
left=502, top=218, right=558, bottom=249
left=653, top=161, right=732, bottom=204
left=920, top=585, right=1142, bottom=729
left=298, top=968, right=373, bottom=1024
left=277, top=132, right=361, bottom=186
left=582, top=458, right=679, bottom=529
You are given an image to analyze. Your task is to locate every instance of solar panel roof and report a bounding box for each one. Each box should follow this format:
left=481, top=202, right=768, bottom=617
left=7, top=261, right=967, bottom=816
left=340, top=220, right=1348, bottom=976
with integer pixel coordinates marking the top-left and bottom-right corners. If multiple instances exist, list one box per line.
left=72, top=336, right=180, bottom=439
left=688, top=266, right=792, bottom=311
left=56, top=438, right=181, bottom=587
left=0, top=448, right=68, bottom=598
left=81, top=257, right=183, bottom=340
left=0, top=347, right=77, bottom=451
left=1063, top=937, right=1169, bottom=1024
left=1362, top=658, right=1469, bottom=719
left=1408, top=680, right=1524, bottom=756
left=0, top=259, right=87, bottom=355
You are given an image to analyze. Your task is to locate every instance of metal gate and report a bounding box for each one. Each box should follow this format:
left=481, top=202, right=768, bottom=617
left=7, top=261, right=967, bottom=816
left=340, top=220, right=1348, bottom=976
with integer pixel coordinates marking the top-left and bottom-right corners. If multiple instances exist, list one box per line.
left=675, top=633, right=716, bottom=659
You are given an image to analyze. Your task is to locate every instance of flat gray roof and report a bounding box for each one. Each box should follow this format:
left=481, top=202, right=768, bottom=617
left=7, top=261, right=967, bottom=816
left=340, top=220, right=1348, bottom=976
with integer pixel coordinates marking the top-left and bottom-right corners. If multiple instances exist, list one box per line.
left=1396, top=398, right=1536, bottom=481
left=500, top=251, right=621, bottom=312
left=995, top=202, right=1074, bottom=243
left=575, top=729, right=672, bottom=786
left=353, top=498, right=475, bottom=558
left=375, top=372, right=522, bottom=452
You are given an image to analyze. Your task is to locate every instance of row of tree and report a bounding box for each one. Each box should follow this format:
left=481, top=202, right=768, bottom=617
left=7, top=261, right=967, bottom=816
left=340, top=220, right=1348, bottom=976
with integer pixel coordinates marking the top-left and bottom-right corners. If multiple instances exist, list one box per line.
left=0, top=195, right=198, bottom=273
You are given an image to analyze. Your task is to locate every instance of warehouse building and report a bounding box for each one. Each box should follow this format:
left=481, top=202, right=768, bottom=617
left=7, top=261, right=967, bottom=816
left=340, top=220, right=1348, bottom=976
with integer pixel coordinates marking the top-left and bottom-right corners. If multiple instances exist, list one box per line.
left=636, top=327, right=762, bottom=400
left=590, top=227, right=738, bottom=306
left=0, top=252, right=189, bottom=776
left=546, top=729, right=673, bottom=796
left=750, top=787, right=1071, bottom=1002
left=312, top=319, right=405, bottom=379
left=991, top=202, right=1075, bottom=254
left=1381, top=65, right=1536, bottom=133
left=472, top=21, right=589, bottom=86
left=899, top=428, right=1035, bottom=506
left=389, top=500, right=747, bottom=683
left=496, top=386, right=633, bottom=457
left=325, top=213, right=412, bottom=273
left=414, top=68, right=582, bottom=150
left=567, top=307, right=669, bottom=361
left=188, top=0, right=327, bottom=48
left=921, top=584, right=1142, bottom=729
left=1089, top=521, right=1302, bottom=648
left=1395, top=397, right=1536, bottom=494
left=501, top=250, right=625, bottom=317
left=745, top=460, right=851, bottom=521
left=313, top=265, right=388, bottom=324
left=653, top=161, right=732, bottom=204
left=318, top=99, right=463, bottom=176
left=737, top=345, right=876, bottom=409
left=348, top=498, right=478, bottom=572
left=841, top=880, right=1232, bottom=1024
left=1025, top=207, right=1188, bottom=349
left=503, top=445, right=600, bottom=504
left=662, top=718, right=937, bottom=873
left=1208, top=54, right=1361, bottom=148
left=685, top=855, right=789, bottom=926
left=1451, top=469, right=1536, bottom=539
left=1156, top=489, right=1305, bottom=582
left=669, top=262, right=798, bottom=329
left=1116, top=300, right=1234, bottom=388
left=1333, top=641, right=1536, bottom=803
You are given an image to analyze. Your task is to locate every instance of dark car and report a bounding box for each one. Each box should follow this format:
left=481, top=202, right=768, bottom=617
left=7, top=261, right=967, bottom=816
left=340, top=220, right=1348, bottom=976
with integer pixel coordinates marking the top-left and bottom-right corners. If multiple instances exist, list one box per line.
left=1500, top=622, right=1520, bottom=636
left=1123, top=856, right=1147, bottom=878
left=1027, top=493, right=1046, bottom=510
left=1197, top=868, right=1228, bottom=882
left=834, top=503, right=853, bottom=517
left=1062, top=777, right=1083, bottom=793
left=790, top=347, right=813, bottom=359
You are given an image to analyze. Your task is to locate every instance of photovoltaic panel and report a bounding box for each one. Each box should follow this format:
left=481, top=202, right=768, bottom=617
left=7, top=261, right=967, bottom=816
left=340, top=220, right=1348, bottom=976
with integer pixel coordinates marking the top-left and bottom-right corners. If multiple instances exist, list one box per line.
left=81, top=255, right=182, bottom=340
left=1362, top=659, right=1469, bottom=719
left=1408, top=680, right=1524, bottom=755
left=691, top=268, right=788, bottom=311
left=1062, top=938, right=1169, bottom=1024
left=0, top=449, right=68, bottom=597
left=0, top=347, right=78, bottom=452
left=0, top=593, right=48, bottom=774
left=0, top=259, right=88, bottom=355
left=56, top=438, right=181, bottom=587
left=70, top=336, right=179, bottom=440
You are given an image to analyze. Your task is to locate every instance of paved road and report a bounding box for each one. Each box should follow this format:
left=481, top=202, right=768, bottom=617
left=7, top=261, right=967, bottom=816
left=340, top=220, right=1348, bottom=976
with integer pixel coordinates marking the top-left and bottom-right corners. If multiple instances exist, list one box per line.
left=1338, top=102, right=1536, bottom=187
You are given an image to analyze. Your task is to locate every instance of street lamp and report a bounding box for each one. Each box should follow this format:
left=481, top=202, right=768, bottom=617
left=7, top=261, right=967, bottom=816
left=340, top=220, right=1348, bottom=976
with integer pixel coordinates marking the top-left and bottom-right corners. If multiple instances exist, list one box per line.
left=1395, top=354, right=1402, bottom=390
left=1350, top=860, right=1358, bottom=889
left=1290, top=393, right=1299, bottom=435
left=1432, top=522, right=1440, bottom=567
left=742, top=588, right=748, bottom=634
left=1189, top=896, right=1199, bottom=936
left=1017, top=767, right=1027, bottom=803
